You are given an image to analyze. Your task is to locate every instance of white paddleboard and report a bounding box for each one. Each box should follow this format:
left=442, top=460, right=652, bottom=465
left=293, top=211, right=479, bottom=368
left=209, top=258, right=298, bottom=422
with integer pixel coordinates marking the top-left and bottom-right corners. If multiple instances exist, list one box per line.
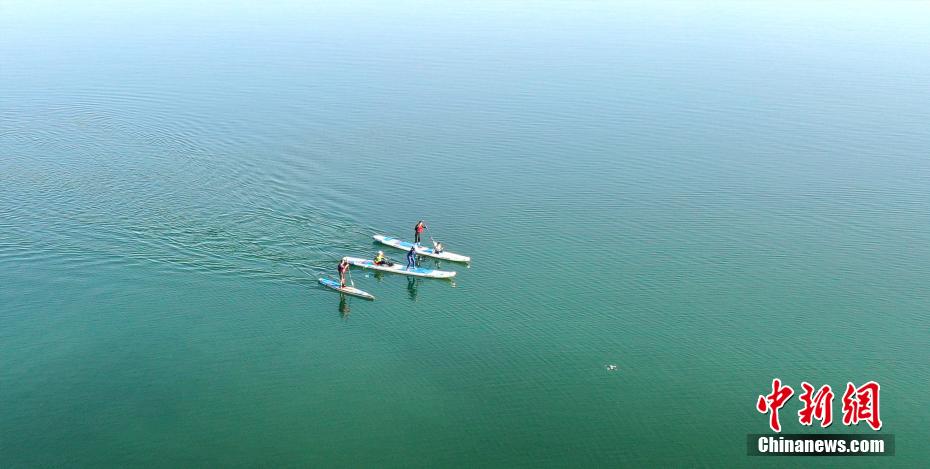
left=373, top=234, right=471, bottom=263
left=344, top=256, right=457, bottom=279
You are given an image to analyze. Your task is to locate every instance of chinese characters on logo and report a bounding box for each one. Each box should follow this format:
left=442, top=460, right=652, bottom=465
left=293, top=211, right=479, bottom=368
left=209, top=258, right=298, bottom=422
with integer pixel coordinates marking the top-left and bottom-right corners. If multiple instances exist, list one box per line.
left=757, top=379, right=882, bottom=432
left=798, top=382, right=833, bottom=427
left=842, top=381, right=882, bottom=430
left=756, top=378, right=794, bottom=432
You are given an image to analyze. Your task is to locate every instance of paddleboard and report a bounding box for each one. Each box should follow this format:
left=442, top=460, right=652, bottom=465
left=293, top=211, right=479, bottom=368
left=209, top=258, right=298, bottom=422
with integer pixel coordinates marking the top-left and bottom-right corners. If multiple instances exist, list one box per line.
left=318, top=277, right=375, bottom=300
left=344, top=256, right=457, bottom=278
left=373, top=234, right=471, bottom=263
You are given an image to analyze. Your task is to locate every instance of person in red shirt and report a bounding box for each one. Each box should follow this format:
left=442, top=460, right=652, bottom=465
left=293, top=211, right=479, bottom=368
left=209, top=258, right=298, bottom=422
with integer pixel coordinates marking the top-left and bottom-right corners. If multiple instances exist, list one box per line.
left=414, top=220, right=428, bottom=245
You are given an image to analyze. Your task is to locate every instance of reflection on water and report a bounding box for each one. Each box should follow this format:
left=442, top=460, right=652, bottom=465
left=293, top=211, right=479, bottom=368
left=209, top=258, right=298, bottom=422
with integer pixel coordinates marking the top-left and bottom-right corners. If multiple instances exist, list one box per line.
left=338, top=296, right=350, bottom=318
left=407, top=277, right=418, bottom=301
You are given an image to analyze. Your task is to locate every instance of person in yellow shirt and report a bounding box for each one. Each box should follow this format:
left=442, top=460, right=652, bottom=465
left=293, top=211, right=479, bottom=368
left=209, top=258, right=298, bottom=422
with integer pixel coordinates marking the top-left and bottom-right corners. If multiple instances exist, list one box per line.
left=374, top=251, right=392, bottom=266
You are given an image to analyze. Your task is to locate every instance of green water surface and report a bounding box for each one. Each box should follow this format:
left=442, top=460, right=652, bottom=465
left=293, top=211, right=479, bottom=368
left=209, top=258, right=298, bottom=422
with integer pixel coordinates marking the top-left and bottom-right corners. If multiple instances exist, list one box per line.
left=2, top=1, right=929, bottom=466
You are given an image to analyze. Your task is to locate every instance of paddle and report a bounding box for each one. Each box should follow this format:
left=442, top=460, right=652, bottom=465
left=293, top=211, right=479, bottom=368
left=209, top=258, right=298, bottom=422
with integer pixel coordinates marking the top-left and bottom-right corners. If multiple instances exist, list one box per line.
left=425, top=225, right=442, bottom=250
left=347, top=266, right=356, bottom=288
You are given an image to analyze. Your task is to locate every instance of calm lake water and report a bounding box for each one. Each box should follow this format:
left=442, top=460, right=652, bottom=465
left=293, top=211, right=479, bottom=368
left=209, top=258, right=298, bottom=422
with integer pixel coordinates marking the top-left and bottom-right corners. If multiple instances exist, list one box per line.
left=2, top=1, right=928, bottom=466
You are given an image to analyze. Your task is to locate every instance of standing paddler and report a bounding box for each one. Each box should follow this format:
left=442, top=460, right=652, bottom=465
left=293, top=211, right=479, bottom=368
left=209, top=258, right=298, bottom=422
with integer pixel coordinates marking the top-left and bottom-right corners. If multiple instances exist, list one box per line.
left=414, top=220, right=428, bottom=245
left=338, top=257, right=350, bottom=287
left=406, top=245, right=417, bottom=270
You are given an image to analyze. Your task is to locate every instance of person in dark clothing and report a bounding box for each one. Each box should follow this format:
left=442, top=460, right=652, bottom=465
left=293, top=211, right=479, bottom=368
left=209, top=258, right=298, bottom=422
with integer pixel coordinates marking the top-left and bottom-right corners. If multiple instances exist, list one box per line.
left=406, top=245, right=417, bottom=270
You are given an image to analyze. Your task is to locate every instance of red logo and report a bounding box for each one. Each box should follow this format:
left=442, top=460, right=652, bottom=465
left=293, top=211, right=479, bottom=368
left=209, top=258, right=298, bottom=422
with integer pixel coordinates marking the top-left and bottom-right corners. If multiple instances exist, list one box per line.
left=842, top=381, right=882, bottom=430
left=756, top=378, right=794, bottom=432
left=798, top=382, right=834, bottom=428
left=758, top=379, right=881, bottom=432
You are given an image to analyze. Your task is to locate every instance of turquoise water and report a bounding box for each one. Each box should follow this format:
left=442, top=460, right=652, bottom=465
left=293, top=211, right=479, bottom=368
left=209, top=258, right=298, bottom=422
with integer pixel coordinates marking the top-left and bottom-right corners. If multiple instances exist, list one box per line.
left=2, top=1, right=929, bottom=466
